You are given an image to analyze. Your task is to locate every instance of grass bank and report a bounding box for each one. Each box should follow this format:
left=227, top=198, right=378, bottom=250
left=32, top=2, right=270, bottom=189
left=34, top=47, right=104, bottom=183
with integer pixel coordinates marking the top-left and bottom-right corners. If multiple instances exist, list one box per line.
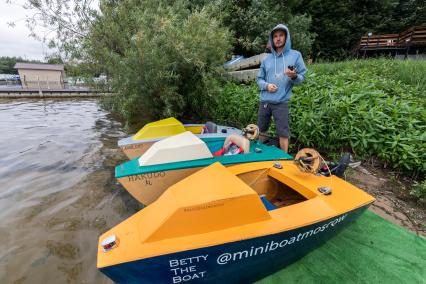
left=212, top=59, right=426, bottom=179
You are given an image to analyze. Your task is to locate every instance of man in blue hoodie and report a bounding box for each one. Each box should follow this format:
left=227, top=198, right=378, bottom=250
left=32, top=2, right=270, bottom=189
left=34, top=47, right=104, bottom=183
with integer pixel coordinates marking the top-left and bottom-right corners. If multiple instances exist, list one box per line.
left=257, top=24, right=307, bottom=152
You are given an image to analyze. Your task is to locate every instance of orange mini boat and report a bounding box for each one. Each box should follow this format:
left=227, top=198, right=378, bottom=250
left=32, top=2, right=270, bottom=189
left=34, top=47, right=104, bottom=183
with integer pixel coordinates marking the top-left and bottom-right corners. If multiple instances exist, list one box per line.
left=98, top=160, right=374, bottom=283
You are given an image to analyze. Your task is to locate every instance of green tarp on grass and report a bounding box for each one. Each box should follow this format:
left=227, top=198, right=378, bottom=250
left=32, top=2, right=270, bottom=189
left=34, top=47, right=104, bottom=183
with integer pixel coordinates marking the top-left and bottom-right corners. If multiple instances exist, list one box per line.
left=258, top=211, right=426, bottom=283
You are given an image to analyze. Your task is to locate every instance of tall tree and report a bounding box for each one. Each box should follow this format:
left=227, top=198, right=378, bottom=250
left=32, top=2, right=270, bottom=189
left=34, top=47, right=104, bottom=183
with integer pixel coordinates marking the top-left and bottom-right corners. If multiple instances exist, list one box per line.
left=295, top=0, right=399, bottom=59
left=89, top=0, right=233, bottom=126
left=207, top=0, right=315, bottom=57
left=0, top=57, right=43, bottom=74
left=385, top=0, right=426, bottom=31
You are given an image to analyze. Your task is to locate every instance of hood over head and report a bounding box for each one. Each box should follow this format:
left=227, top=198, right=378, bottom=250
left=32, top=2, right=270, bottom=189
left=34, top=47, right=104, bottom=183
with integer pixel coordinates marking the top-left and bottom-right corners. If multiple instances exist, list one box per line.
left=269, top=24, right=291, bottom=55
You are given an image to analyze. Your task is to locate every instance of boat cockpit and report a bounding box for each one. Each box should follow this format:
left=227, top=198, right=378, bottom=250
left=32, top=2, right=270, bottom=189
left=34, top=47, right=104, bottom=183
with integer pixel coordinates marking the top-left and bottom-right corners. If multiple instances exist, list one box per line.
left=237, top=166, right=309, bottom=211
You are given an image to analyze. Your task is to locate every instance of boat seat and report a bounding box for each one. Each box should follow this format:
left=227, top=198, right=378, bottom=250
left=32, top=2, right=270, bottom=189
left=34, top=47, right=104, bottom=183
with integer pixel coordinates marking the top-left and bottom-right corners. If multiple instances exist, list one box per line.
left=224, top=134, right=250, bottom=153
left=205, top=121, right=218, bottom=133
left=260, top=194, right=277, bottom=211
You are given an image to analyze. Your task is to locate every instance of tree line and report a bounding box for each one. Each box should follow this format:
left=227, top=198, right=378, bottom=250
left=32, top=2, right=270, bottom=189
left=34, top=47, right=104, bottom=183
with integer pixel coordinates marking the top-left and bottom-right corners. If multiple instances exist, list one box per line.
left=0, top=56, right=64, bottom=74
left=0, top=57, right=39, bottom=74
left=13, top=0, right=425, bottom=126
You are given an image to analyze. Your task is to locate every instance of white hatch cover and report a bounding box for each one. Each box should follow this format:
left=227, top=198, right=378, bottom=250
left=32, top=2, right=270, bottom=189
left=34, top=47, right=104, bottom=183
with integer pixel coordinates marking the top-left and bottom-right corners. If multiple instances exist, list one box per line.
left=138, top=131, right=213, bottom=166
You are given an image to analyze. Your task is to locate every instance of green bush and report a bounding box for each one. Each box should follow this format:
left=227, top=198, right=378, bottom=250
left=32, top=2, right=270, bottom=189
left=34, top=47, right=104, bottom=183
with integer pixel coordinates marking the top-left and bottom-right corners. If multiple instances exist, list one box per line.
left=91, top=0, right=232, bottom=129
left=311, top=59, right=426, bottom=92
left=212, top=59, right=426, bottom=177
left=214, top=82, right=259, bottom=127
left=410, top=180, right=426, bottom=203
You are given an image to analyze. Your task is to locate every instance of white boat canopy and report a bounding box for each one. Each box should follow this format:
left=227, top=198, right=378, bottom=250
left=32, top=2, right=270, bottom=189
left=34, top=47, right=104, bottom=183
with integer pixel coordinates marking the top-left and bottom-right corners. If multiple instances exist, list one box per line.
left=138, top=131, right=213, bottom=166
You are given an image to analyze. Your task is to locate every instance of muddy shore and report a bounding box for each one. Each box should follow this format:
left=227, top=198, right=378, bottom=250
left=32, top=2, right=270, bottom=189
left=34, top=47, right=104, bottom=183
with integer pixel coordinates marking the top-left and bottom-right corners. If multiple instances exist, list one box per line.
left=346, top=165, right=425, bottom=237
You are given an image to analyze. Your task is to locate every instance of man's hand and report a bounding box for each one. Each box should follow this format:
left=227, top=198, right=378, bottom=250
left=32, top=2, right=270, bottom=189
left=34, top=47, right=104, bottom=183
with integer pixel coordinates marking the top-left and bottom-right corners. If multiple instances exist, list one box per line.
left=285, top=68, right=297, bottom=80
left=267, top=83, right=278, bottom=93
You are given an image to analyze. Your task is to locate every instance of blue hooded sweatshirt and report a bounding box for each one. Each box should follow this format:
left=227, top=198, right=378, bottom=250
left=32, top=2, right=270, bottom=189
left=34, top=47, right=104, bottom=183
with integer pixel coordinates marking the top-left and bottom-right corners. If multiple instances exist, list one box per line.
left=257, top=24, right=307, bottom=103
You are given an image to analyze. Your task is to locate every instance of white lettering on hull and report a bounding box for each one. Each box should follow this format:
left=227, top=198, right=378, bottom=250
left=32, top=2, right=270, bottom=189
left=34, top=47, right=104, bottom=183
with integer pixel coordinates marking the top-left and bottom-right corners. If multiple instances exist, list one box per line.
left=217, top=214, right=348, bottom=265
left=169, top=255, right=209, bottom=283
left=165, top=214, right=349, bottom=282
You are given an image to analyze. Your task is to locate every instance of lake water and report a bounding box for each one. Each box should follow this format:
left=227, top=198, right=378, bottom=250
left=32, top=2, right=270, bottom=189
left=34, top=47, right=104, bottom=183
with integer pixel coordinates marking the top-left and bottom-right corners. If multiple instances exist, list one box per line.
left=0, top=99, right=141, bottom=283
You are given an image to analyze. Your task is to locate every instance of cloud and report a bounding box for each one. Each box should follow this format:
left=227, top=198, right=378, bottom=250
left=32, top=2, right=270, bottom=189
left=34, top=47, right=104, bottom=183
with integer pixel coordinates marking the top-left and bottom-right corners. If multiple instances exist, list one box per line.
left=0, top=1, right=52, bottom=60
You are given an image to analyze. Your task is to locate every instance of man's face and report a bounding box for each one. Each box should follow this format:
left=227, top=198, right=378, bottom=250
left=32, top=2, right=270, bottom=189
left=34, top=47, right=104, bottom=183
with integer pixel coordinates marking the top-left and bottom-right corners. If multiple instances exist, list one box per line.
left=273, top=30, right=286, bottom=50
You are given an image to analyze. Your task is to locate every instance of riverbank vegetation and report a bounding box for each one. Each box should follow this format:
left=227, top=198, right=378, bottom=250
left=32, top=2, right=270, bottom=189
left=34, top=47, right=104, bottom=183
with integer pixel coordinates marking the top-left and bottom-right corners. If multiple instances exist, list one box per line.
left=21, top=0, right=425, bottom=62
left=94, top=1, right=233, bottom=126
left=19, top=0, right=425, bottom=126
left=89, top=1, right=316, bottom=126
left=213, top=59, right=426, bottom=181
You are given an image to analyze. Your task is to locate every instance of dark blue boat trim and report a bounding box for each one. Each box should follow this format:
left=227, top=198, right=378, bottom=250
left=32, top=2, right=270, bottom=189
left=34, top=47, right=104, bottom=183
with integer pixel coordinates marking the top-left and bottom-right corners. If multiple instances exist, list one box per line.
left=99, top=205, right=370, bottom=283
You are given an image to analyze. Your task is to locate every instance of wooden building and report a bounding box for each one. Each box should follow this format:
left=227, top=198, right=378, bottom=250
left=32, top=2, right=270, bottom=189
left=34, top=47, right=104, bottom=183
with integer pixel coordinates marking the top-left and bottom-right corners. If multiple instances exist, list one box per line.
left=14, top=63, right=65, bottom=89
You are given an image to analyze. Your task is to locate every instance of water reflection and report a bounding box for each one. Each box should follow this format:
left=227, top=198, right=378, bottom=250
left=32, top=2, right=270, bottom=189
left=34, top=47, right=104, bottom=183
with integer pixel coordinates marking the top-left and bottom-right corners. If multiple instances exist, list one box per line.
left=0, top=99, right=141, bottom=283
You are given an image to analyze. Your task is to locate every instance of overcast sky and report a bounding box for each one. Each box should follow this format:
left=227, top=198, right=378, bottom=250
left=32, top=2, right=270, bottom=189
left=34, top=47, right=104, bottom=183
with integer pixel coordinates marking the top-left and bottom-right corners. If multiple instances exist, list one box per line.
left=0, top=1, right=51, bottom=60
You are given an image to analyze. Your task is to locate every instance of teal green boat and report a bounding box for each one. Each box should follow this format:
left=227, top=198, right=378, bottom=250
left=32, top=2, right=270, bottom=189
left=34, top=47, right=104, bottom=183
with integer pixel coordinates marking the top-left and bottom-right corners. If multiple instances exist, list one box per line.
left=116, top=131, right=292, bottom=205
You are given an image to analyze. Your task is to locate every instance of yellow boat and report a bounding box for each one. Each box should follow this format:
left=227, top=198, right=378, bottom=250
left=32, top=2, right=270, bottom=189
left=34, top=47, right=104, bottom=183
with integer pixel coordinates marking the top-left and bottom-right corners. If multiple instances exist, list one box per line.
left=98, top=161, right=375, bottom=283
left=118, top=117, right=241, bottom=159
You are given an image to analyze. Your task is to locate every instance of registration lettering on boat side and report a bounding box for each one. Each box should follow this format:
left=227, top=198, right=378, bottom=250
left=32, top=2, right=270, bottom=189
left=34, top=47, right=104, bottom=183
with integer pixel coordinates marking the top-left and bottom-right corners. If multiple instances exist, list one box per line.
left=169, top=255, right=208, bottom=283
left=127, top=172, right=166, bottom=185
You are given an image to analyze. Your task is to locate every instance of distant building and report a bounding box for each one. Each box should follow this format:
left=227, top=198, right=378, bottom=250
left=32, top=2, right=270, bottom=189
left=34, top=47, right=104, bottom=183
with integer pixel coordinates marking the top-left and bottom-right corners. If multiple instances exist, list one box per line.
left=14, top=63, right=65, bottom=89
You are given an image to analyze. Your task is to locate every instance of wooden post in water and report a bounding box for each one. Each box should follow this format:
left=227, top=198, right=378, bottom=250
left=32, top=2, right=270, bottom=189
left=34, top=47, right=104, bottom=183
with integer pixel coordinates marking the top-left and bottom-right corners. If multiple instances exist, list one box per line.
left=37, top=76, right=42, bottom=95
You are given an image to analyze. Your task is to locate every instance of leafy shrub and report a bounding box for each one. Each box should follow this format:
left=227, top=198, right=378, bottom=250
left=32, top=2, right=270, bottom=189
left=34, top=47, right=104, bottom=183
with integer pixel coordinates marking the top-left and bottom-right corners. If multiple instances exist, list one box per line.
left=212, top=59, right=426, bottom=177
left=410, top=180, right=426, bottom=203
left=92, top=0, right=232, bottom=129
left=312, top=59, right=426, bottom=92
left=214, top=82, right=259, bottom=127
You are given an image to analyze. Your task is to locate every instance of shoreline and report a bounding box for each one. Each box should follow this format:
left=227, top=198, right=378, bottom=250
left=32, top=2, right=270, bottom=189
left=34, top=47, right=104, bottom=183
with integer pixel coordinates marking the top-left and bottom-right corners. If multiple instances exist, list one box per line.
left=346, top=165, right=425, bottom=237
left=0, top=89, right=113, bottom=98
